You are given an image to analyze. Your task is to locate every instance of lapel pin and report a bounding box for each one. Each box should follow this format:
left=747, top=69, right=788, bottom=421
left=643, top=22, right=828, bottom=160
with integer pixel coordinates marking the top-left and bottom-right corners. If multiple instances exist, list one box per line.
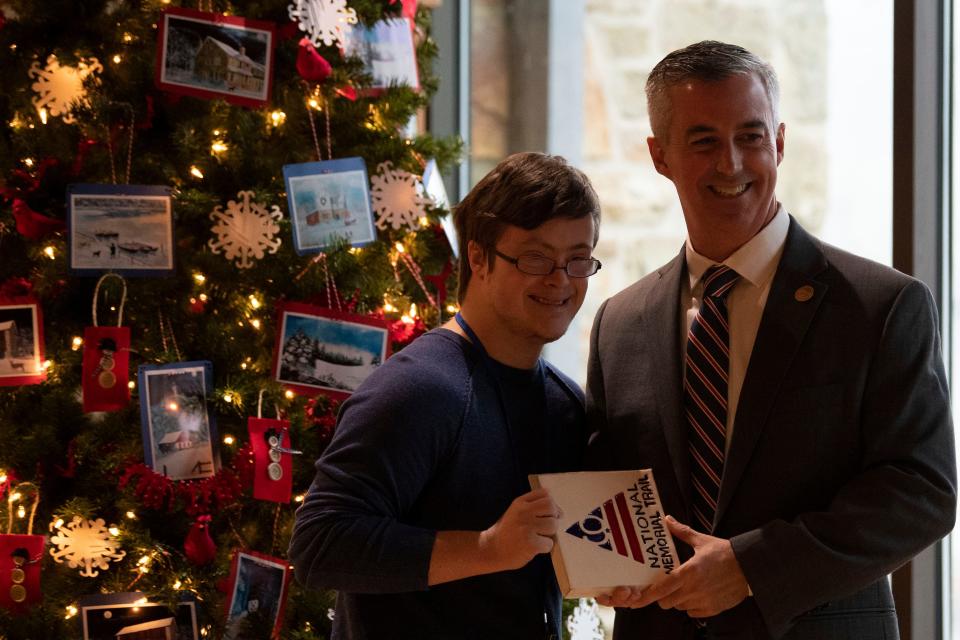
left=794, top=285, right=815, bottom=302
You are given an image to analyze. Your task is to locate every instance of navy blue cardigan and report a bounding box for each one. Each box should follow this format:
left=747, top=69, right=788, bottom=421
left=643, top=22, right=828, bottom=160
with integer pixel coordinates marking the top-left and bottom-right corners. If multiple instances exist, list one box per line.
left=288, top=329, right=587, bottom=639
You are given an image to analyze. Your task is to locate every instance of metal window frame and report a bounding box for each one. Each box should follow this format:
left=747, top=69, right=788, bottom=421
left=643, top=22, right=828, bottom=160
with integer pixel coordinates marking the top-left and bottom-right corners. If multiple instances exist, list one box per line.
left=892, top=0, right=950, bottom=638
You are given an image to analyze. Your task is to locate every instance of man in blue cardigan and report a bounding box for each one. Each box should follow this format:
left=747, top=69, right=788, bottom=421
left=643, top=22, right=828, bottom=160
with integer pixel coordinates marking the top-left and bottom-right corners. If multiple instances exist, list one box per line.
left=289, top=152, right=603, bottom=639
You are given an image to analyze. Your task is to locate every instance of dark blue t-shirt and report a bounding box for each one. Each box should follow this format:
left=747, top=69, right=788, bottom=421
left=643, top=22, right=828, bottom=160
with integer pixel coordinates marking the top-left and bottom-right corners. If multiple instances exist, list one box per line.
left=289, top=329, right=587, bottom=639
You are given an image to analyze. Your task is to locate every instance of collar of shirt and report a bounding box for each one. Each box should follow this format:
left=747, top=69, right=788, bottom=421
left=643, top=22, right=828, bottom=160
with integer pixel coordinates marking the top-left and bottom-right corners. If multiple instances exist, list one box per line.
left=685, top=204, right=790, bottom=293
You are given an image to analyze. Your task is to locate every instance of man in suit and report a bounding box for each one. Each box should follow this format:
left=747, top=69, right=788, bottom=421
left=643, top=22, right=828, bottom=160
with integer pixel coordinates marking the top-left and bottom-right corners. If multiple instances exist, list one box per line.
left=586, top=40, right=956, bottom=639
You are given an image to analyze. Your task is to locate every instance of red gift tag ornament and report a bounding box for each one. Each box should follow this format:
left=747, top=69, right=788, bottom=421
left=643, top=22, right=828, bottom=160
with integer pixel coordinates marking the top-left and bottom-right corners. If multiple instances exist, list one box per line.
left=248, top=418, right=294, bottom=503
left=82, top=326, right=130, bottom=412
left=1, top=483, right=44, bottom=614
left=83, top=274, right=130, bottom=412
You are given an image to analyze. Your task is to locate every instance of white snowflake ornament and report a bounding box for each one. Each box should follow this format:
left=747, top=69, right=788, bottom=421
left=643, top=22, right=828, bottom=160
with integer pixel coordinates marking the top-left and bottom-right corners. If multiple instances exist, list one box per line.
left=567, top=598, right=604, bottom=640
left=49, top=516, right=126, bottom=578
left=371, top=161, right=430, bottom=232
left=28, top=54, right=102, bottom=124
left=288, top=0, right=358, bottom=48
left=208, top=190, right=283, bottom=269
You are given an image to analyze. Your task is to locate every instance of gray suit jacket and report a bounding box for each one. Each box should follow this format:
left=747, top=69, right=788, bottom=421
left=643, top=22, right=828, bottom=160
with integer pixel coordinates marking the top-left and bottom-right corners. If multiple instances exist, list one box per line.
left=586, top=217, right=957, bottom=639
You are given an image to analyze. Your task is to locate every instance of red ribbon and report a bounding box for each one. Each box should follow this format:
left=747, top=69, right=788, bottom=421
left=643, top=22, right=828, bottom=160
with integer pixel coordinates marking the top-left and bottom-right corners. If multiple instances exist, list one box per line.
left=390, top=0, right=418, bottom=20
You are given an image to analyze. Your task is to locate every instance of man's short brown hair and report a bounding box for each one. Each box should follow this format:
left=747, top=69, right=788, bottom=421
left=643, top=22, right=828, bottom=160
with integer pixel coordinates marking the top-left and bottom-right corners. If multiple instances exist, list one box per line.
left=453, top=152, right=601, bottom=303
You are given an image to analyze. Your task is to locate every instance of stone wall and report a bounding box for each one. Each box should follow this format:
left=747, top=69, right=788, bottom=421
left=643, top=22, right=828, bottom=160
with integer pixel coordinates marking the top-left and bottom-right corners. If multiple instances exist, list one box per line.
left=574, top=0, right=828, bottom=378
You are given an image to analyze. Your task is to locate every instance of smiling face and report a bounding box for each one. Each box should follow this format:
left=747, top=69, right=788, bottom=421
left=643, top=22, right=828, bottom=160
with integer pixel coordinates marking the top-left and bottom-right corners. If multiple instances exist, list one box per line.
left=462, top=215, right=596, bottom=367
left=647, top=73, right=785, bottom=261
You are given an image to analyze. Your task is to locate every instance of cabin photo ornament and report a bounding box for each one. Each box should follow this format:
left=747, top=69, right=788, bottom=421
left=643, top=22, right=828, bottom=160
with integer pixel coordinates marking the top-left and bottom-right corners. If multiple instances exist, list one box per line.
left=155, top=7, right=276, bottom=108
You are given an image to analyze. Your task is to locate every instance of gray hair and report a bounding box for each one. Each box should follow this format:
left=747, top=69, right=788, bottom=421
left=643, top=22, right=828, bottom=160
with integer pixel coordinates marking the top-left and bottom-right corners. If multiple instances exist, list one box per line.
left=645, top=40, right=780, bottom=140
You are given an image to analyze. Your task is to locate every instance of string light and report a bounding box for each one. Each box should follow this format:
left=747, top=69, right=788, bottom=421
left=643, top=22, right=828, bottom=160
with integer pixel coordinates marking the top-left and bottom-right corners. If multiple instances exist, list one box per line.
left=383, top=303, right=397, bottom=313
left=65, top=605, right=78, bottom=619
left=222, top=393, right=233, bottom=403
left=128, top=380, right=136, bottom=390
left=108, top=526, right=120, bottom=536
left=0, top=471, right=6, bottom=484
left=349, top=247, right=362, bottom=255
left=409, top=304, right=418, bottom=318
left=419, top=216, right=429, bottom=227
left=248, top=295, right=261, bottom=309
left=122, top=33, right=134, bottom=43
left=167, top=401, right=179, bottom=412
left=294, top=494, right=305, bottom=503
left=112, top=54, right=122, bottom=64
left=189, top=165, right=204, bottom=179
left=269, top=110, right=286, bottom=127
left=173, top=579, right=182, bottom=589
left=284, top=390, right=295, bottom=400
left=199, top=293, right=208, bottom=302
left=43, top=246, right=56, bottom=259
left=39, top=108, right=48, bottom=125
left=16, top=505, right=25, bottom=518
left=308, top=98, right=320, bottom=110
left=126, top=510, right=137, bottom=520
left=9, top=492, right=21, bottom=502
left=54, top=518, right=64, bottom=529
left=223, top=435, right=235, bottom=445
left=42, top=360, right=52, bottom=370
left=395, top=242, right=406, bottom=253
left=446, top=304, right=459, bottom=314
left=210, top=140, right=228, bottom=155
left=193, top=273, right=206, bottom=284
left=72, top=336, right=83, bottom=350
left=23, top=157, right=34, bottom=167
left=250, top=319, right=261, bottom=330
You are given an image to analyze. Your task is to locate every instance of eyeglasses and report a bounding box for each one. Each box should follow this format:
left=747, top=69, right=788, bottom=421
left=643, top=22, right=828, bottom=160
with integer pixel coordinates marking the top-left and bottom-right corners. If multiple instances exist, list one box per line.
left=493, top=249, right=602, bottom=278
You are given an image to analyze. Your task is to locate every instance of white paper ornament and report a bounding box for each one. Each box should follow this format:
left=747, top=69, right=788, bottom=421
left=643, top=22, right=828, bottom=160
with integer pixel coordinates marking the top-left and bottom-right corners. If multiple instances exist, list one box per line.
left=208, top=190, right=283, bottom=269
left=288, top=0, right=358, bottom=48
left=567, top=598, right=604, bottom=640
left=28, top=54, right=102, bottom=124
left=371, top=161, right=430, bottom=232
left=49, top=516, right=126, bottom=577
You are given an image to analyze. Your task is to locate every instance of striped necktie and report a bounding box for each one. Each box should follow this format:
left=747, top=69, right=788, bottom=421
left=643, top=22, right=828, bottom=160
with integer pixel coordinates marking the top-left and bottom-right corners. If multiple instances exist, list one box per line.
left=685, top=264, right=740, bottom=532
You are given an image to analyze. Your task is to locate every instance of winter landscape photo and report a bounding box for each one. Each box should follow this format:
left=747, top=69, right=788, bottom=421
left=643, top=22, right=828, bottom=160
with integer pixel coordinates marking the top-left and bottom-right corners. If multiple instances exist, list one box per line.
left=159, top=9, right=273, bottom=105
left=342, top=17, right=419, bottom=91
left=139, top=362, right=217, bottom=481
left=69, top=188, right=173, bottom=273
left=0, top=304, right=40, bottom=379
left=276, top=309, right=388, bottom=395
left=285, top=160, right=377, bottom=253
left=224, top=553, right=288, bottom=640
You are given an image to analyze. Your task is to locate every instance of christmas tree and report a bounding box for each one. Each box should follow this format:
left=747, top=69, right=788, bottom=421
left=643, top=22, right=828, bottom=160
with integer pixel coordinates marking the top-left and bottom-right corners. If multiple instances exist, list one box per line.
left=0, top=1, right=460, bottom=637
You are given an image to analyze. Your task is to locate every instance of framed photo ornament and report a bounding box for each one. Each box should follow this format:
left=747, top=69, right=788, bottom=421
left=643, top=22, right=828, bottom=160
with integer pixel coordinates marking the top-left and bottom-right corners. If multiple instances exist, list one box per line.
left=156, top=7, right=276, bottom=108
left=223, top=550, right=292, bottom=640
left=67, top=184, right=174, bottom=276
left=341, top=17, right=420, bottom=95
left=273, top=302, right=390, bottom=399
left=79, top=591, right=199, bottom=640
left=0, top=297, right=45, bottom=386
left=137, top=361, right=219, bottom=481
left=283, top=157, right=378, bottom=254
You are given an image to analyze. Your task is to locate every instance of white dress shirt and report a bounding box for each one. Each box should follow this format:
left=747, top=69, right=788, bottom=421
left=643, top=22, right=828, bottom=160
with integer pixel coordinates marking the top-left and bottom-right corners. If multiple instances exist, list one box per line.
left=681, top=206, right=790, bottom=452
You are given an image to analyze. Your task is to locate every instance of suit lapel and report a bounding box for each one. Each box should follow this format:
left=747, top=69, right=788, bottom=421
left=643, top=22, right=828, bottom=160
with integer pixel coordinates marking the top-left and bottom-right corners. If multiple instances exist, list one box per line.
left=715, top=218, right=830, bottom=525
left=644, top=249, right=692, bottom=513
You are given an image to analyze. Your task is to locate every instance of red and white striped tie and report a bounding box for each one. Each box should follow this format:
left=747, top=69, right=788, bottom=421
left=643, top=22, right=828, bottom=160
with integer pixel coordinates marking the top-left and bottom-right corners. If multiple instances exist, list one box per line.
left=685, top=264, right=740, bottom=532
